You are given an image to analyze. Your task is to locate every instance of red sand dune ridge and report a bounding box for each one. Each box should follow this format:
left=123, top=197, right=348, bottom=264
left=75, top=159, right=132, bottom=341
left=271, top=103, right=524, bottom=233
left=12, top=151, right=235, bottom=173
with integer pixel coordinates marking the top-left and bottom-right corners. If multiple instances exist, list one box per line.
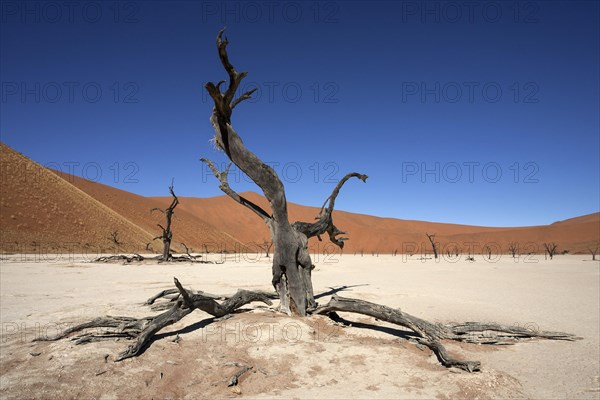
left=0, top=143, right=241, bottom=253
left=172, top=192, right=600, bottom=255
left=1, top=143, right=598, bottom=255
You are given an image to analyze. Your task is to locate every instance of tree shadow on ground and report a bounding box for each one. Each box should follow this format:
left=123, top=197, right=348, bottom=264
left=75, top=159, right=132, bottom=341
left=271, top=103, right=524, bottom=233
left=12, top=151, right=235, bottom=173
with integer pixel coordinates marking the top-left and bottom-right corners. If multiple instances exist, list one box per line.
left=314, top=284, right=370, bottom=300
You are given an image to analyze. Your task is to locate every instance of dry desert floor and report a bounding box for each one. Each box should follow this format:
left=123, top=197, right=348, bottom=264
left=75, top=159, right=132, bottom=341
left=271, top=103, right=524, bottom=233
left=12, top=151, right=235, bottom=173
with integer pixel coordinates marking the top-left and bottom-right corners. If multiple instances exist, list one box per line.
left=1, top=253, right=599, bottom=399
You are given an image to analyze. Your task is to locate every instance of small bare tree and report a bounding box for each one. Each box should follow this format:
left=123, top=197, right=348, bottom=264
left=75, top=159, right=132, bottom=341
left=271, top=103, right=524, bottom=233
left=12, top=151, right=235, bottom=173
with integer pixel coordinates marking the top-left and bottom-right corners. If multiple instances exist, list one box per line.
left=484, top=245, right=492, bottom=260
left=152, top=180, right=179, bottom=261
left=181, top=242, right=199, bottom=260
left=262, top=240, right=273, bottom=258
left=543, top=242, right=558, bottom=260
left=109, top=230, right=121, bottom=246
left=108, top=230, right=122, bottom=254
left=508, top=242, right=518, bottom=258
left=426, top=233, right=438, bottom=259
left=588, top=244, right=599, bottom=261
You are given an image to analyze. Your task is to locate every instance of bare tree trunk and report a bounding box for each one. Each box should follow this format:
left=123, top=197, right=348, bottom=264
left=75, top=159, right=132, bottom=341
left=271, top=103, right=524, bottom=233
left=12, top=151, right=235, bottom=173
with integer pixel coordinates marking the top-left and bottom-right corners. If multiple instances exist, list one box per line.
left=202, top=30, right=367, bottom=316
left=152, top=181, right=179, bottom=261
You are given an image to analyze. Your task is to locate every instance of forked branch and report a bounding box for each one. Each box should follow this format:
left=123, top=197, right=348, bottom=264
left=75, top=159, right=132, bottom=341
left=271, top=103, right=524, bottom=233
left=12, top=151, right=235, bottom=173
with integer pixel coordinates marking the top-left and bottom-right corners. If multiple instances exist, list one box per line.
left=292, top=173, right=368, bottom=248
left=201, top=158, right=272, bottom=223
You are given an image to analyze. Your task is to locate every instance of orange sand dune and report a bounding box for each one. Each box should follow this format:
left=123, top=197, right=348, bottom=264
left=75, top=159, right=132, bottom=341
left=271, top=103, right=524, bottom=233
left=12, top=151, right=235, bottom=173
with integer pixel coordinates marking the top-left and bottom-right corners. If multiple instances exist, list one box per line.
left=0, top=144, right=240, bottom=254
left=1, top=142, right=598, bottom=255
left=0, top=143, right=154, bottom=253
left=167, top=192, right=600, bottom=255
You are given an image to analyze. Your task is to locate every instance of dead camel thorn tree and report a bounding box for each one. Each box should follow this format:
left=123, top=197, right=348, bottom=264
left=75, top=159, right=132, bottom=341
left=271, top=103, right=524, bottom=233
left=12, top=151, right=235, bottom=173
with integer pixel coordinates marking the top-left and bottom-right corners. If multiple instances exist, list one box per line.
left=588, top=243, right=599, bottom=261
left=151, top=179, right=179, bottom=261
left=426, top=233, right=438, bottom=259
left=38, top=29, right=579, bottom=373
left=508, top=241, right=518, bottom=258
left=261, top=240, right=273, bottom=258
left=543, top=242, right=558, bottom=260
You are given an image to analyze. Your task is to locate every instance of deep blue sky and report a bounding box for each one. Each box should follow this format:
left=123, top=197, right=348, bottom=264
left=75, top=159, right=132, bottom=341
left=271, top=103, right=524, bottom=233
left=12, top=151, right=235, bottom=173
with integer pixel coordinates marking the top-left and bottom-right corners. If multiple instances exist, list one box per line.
left=1, top=1, right=598, bottom=227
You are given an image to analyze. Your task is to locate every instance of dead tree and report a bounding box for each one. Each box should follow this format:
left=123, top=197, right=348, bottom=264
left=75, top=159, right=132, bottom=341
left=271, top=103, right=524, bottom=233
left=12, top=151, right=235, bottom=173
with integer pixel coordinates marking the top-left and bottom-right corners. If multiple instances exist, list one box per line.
left=508, top=242, right=518, bottom=258
left=106, top=230, right=122, bottom=254
left=180, top=242, right=199, bottom=260
left=39, top=30, right=579, bottom=374
left=588, top=244, right=599, bottom=261
left=200, top=31, right=368, bottom=316
left=484, top=245, right=492, bottom=260
left=262, top=240, right=273, bottom=258
left=543, top=242, right=558, bottom=260
left=426, top=233, right=438, bottom=259
left=108, top=230, right=121, bottom=247
left=151, top=180, right=179, bottom=261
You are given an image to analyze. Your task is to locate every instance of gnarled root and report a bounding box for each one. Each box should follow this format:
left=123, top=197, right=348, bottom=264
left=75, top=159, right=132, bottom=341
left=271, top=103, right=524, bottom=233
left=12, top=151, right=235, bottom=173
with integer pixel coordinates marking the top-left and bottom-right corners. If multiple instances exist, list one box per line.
left=314, top=295, right=578, bottom=372
left=36, top=277, right=273, bottom=361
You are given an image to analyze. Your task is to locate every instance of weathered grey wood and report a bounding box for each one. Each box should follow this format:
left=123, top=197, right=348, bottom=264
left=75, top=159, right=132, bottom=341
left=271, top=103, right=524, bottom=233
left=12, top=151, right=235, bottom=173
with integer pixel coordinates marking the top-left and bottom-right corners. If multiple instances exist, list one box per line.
left=228, top=365, right=253, bottom=386
left=202, top=29, right=366, bottom=316
left=152, top=180, right=179, bottom=261
left=314, top=295, right=577, bottom=372
left=37, top=278, right=273, bottom=362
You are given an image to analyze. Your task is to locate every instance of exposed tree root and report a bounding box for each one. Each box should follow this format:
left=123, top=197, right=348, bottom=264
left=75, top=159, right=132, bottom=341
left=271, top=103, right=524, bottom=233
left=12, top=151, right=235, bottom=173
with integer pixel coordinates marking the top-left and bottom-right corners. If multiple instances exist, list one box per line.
left=314, top=295, right=578, bottom=372
left=93, top=254, right=215, bottom=264
left=37, top=279, right=578, bottom=372
left=36, top=278, right=273, bottom=361
left=145, top=286, right=278, bottom=311
left=94, top=254, right=147, bottom=263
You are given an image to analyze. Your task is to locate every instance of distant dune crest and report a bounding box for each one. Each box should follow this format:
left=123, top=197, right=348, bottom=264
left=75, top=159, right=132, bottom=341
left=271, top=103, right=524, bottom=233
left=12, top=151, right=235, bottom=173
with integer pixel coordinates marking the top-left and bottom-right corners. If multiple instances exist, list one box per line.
left=1, top=143, right=598, bottom=255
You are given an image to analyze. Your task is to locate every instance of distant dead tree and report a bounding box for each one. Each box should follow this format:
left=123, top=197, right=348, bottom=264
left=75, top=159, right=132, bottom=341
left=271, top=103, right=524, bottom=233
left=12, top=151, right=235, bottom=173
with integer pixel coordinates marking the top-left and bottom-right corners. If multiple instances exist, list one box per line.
left=543, top=242, right=558, bottom=260
left=145, top=242, right=153, bottom=251
left=484, top=245, right=492, bottom=260
left=180, top=242, right=199, bottom=260
left=109, top=230, right=121, bottom=246
left=151, top=180, right=179, bottom=261
left=588, top=244, right=599, bottom=261
left=261, top=240, right=273, bottom=258
left=393, top=249, right=398, bottom=257
left=508, top=242, right=518, bottom=258
left=426, top=233, right=438, bottom=259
